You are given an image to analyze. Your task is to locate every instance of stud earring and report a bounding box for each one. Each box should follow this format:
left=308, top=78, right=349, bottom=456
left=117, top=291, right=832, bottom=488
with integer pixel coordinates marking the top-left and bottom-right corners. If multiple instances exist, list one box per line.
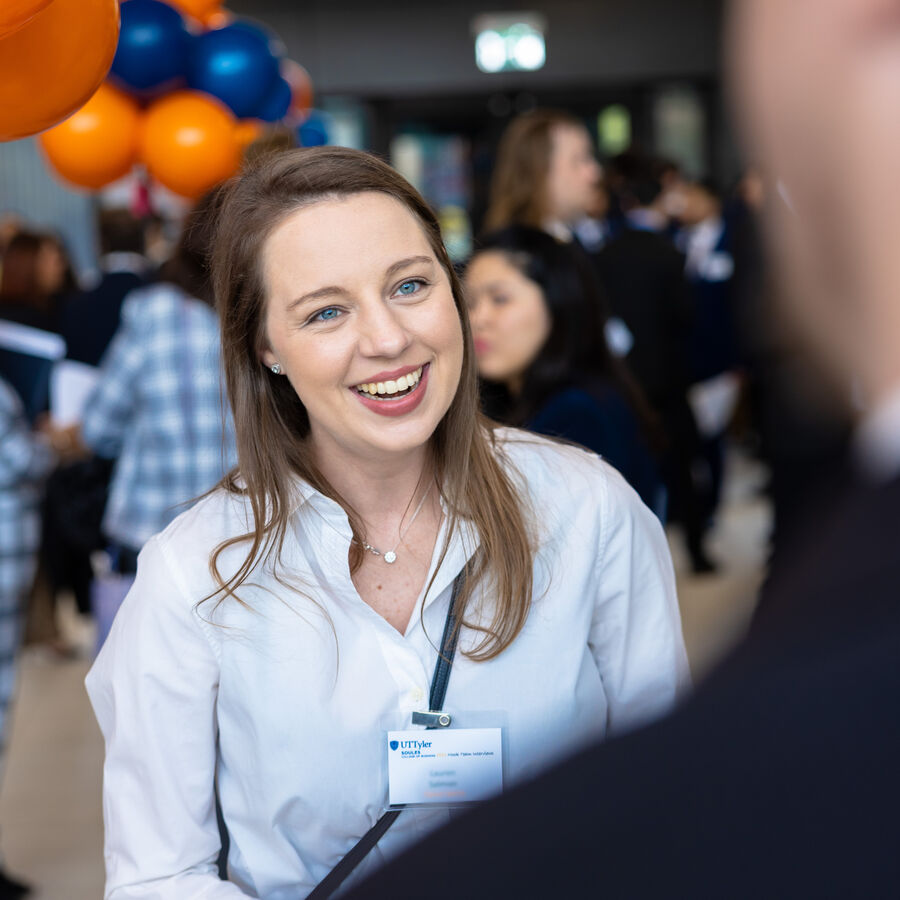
left=270, top=364, right=282, bottom=375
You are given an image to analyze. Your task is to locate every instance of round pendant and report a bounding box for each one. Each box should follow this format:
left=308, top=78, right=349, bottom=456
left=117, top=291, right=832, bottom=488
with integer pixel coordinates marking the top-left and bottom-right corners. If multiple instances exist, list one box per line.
left=384, top=551, right=397, bottom=564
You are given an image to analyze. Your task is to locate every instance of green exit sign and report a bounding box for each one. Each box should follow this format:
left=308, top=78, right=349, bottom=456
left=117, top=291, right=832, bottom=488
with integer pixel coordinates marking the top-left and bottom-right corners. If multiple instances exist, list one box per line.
left=473, top=13, right=547, bottom=73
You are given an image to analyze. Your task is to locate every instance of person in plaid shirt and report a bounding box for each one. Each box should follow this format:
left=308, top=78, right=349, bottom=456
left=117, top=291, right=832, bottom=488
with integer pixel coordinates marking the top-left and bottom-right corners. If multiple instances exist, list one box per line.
left=81, top=191, right=237, bottom=571
left=0, top=374, right=54, bottom=898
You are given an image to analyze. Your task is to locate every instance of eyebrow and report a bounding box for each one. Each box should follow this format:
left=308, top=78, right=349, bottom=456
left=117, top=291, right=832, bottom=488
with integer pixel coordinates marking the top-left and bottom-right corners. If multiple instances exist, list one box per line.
left=285, top=255, right=436, bottom=312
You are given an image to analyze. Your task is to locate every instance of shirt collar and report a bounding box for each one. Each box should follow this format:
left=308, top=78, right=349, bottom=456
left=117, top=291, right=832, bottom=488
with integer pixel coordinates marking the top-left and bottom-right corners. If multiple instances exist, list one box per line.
left=543, top=221, right=574, bottom=242
left=287, top=475, right=480, bottom=611
left=625, top=208, right=668, bottom=233
left=100, top=252, right=149, bottom=275
left=686, top=215, right=723, bottom=245
left=854, top=382, right=900, bottom=483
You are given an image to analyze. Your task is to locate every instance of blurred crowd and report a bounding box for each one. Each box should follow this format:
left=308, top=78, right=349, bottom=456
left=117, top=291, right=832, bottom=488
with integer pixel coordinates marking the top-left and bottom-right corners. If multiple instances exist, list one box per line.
left=0, top=104, right=850, bottom=897
left=0, top=108, right=837, bottom=667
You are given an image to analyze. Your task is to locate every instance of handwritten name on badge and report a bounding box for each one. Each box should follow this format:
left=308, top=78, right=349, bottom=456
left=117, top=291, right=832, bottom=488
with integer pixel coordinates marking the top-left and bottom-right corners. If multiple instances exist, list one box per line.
left=387, top=727, right=503, bottom=806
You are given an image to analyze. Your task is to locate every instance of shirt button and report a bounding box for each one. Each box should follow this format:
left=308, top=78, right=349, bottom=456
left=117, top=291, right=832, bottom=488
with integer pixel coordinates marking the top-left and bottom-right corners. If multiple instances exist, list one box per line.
left=410, top=688, right=424, bottom=703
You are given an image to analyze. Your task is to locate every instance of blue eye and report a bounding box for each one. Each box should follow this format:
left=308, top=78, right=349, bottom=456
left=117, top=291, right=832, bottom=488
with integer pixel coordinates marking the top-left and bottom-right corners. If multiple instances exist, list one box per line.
left=396, top=279, right=423, bottom=296
left=314, top=307, right=341, bottom=322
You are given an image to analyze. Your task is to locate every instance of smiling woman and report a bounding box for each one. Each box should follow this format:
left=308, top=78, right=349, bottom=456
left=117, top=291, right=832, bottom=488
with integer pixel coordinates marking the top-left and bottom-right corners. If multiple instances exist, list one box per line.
left=257, top=193, right=464, bottom=461
left=85, top=147, right=690, bottom=900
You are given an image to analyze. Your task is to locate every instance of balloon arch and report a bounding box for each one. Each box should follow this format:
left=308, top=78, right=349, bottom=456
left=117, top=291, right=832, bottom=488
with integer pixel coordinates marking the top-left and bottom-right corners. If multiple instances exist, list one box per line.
left=0, top=0, right=317, bottom=199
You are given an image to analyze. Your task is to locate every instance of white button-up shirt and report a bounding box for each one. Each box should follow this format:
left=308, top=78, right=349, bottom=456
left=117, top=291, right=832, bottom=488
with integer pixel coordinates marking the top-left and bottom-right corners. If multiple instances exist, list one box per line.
left=86, top=431, right=690, bottom=899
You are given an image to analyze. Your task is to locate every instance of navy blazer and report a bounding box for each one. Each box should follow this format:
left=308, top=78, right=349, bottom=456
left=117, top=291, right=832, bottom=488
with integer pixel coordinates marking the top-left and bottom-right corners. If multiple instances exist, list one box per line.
left=527, top=381, right=663, bottom=516
left=60, top=270, right=144, bottom=366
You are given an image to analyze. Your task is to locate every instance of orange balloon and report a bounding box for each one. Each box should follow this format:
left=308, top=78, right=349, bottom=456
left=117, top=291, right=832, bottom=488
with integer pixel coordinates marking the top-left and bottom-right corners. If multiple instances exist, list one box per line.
left=283, top=60, right=313, bottom=121
left=39, top=83, right=141, bottom=190
left=167, top=0, right=223, bottom=21
left=0, top=0, right=119, bottom=142
left=0, top=0, right=54, bottom=39
left=141, top=91, right=241, bottom=199
left=234, top=119, right=264, bottom=149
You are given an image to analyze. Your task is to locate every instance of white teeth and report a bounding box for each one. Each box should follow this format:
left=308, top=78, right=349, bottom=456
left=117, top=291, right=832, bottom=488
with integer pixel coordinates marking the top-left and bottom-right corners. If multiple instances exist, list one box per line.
left=355, top=366, right=424, bottom=396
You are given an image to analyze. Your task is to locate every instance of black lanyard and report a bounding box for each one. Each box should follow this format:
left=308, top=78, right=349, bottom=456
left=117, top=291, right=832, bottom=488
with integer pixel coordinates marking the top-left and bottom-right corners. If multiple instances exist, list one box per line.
left=307, top=565, right=468, bottom=900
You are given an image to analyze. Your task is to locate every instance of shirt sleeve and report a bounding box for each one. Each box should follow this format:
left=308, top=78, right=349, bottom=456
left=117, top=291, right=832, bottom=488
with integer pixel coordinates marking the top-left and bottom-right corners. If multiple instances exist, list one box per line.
left=589, top=465, right=691, bottom=735
left=85, top=535, right=249, bottom=899
left=81, top=296, right=145, bottom=460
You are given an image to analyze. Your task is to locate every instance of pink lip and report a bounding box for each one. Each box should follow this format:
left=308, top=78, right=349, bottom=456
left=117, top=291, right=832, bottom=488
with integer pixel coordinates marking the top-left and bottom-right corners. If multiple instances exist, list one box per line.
left=351, top=363, right=430, bottom=418
left=473, top=339, right=490, bottom=355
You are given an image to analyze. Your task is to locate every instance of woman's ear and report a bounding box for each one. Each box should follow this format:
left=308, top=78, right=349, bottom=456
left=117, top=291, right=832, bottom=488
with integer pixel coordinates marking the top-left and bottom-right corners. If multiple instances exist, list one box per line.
left=258, top=343, right=279, bottom=370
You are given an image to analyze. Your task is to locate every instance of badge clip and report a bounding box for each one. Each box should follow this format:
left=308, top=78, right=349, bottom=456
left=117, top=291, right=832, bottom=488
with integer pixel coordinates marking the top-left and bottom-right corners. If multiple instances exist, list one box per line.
left=411, top=710, right=451, bottom=728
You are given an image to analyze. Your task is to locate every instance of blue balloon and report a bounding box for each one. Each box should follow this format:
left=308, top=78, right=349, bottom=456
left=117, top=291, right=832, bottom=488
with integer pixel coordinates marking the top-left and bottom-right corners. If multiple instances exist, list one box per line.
left=256, top=76, right=291, bottom=123
left=110, top=0, right=191, bottom=97
left=298, top=112, right=329, bottom=148
left=187, top=22, right=281, bottom=120
left=228, top=18, right=286, bottom=62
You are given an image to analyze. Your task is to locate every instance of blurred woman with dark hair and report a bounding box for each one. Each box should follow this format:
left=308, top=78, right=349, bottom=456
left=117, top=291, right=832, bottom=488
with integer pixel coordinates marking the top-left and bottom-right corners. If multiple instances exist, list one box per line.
left=0, top=231, right=76, bottom=332
left=466, top=225, right=664, bottom=514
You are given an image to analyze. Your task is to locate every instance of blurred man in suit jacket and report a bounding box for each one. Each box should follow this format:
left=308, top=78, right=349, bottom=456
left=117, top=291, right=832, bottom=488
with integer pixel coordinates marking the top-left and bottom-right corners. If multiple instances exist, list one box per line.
left=596, top=164, right=715, bottom=572
left=344, top=1, right=900, bottom=895
left=59, top=208, right=148, bottom=367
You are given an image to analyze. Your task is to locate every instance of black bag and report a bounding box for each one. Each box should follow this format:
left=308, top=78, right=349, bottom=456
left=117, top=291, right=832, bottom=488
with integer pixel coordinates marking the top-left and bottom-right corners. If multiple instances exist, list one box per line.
left=45, top=455, right=115, bottom=554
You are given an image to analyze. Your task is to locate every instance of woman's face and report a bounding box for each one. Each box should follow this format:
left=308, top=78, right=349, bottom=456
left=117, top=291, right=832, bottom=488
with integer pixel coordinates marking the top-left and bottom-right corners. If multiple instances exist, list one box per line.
left=465, top=251, right=551, bottom=390
left=260, top=192, right=464, bottom=465
left=36, top=240, right=66, bottom=295
left=544, top=124, right=602, bottom=225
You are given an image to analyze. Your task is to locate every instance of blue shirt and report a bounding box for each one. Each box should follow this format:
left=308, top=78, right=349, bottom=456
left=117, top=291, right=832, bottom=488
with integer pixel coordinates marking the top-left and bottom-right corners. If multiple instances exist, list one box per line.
left=82, top=283, right=237, bottom=550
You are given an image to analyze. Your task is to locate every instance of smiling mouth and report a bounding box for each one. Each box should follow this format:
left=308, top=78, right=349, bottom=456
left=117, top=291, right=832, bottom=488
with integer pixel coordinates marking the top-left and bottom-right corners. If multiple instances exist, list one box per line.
left=353, top=365, right=424, bottom=400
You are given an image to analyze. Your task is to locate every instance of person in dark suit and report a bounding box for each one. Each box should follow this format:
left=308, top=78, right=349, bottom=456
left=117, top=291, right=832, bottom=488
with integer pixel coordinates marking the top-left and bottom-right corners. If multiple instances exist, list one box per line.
left=58, top=208, right=148, bottom=367
left=346, top=474, right=899, bottom=899
left=596, top=167, right=714, bottom=571
left=675, top=177, right=742, bottom=521
left=341, top=0, right=900, bottom=895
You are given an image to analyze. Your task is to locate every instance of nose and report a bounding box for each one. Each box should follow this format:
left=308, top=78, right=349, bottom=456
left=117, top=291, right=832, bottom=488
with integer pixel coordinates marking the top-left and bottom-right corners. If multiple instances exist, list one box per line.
left=467, top=295, right=489, bottom=332
left=356, top=299, right=412, bottom=359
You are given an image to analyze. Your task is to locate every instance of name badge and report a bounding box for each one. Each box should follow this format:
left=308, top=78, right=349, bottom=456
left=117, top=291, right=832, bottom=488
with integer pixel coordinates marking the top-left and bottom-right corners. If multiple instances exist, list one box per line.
left=386, top=727, right=503, bottom=807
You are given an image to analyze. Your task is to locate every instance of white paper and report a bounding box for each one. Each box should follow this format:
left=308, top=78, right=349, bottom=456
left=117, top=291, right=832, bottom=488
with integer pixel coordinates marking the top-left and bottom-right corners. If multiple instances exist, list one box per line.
left=50, top=359, right=101, bottom=426
left=387, top=727, right=503, bottom=807
left=605, top=316, right=635, bottom=358
left=0, top=320, right=66, bottom=359
left=688, top=372, right=741, bottom=438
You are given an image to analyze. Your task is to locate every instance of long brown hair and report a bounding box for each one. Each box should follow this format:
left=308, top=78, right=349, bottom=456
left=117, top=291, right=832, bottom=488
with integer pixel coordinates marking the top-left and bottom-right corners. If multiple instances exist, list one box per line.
left=483, top=109, right=584, bottom=232
left=209, top=147, right=534, bottom=661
